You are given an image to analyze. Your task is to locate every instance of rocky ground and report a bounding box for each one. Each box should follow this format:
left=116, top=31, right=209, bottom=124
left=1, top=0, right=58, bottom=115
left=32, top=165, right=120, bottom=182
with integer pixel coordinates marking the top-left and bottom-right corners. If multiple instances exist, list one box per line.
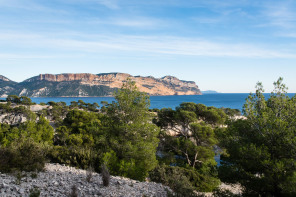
left=0, top=163, right=170, bottom=197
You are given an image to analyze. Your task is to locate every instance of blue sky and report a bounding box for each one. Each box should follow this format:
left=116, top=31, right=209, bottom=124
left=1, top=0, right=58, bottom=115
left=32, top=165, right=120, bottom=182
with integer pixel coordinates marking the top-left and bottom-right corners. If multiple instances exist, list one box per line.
left=0, top=0, right=296, bottom=93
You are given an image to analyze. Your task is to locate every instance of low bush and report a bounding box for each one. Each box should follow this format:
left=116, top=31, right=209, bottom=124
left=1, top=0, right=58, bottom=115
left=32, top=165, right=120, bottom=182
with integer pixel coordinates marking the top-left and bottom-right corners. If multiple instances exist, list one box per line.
left=0, top=138, right=47, bottom=173
left=150, top=165, right=198, bottom=197
left=29, top=187, right=41, bottom=197
left=101, top=164, right=110, bottom=187
left=69, top=185, right=78, bottom=197
left=48, top=146, right=98, bottom=171
left=150, top=165, right=219, bottom=193
left=86, top=166, right=94, bottom=182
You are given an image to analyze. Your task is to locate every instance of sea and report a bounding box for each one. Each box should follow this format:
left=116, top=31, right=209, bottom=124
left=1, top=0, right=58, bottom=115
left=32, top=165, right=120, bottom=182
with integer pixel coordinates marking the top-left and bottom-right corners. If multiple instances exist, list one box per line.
left=22, top=93, right=296, bottom=111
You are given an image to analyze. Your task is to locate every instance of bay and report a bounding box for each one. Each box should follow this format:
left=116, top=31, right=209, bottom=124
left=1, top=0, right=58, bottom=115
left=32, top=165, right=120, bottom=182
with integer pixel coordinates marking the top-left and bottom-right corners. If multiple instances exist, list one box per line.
left=11, top=93, right=294, bottom=111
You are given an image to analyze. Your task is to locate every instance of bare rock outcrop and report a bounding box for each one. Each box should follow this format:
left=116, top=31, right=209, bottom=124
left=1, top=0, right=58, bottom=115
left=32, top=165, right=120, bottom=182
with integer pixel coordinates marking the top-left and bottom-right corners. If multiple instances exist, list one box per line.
left=0, top=113, right=27, bottom=125
left=0, top=163, right=170, bottom=197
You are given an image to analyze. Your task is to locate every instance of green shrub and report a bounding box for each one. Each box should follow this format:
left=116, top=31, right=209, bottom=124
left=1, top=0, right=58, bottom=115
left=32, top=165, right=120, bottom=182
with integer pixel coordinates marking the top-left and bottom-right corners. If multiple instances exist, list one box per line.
left=48, top=146, right=98, bottom=170
left=150, top=163, right=219, bottom=192
left=150, top=165, right=198, bottom=197
left=29, top=187, right=41, bottom=197
left=6, top=95, right=34, bottom=106
left=0, top=117, right=54, bottom=147
left=0, top=139, right=47, bottom=173
left=14, top=171, right=25, bottom=185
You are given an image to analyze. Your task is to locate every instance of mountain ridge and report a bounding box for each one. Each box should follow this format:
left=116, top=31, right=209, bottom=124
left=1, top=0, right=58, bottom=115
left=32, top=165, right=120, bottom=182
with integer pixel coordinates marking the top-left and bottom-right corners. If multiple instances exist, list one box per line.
left=0, top=75, right=18, bottom=97
left=0, top=73, right=202, bottom=97
left=0, top=75, right=13, bottom=82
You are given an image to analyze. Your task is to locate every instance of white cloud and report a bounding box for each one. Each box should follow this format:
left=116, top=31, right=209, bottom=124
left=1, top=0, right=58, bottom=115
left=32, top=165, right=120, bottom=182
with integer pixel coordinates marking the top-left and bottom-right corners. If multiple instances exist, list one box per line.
left=0, top=53, right=62, bottom=59
left=0, top=32, right=295, bottom=59
left=89, top=17, right=163, bottom=28
left=191, top=17, right=222, bottom=24
left=262, top=2, right=296, bottom=29
left=279, top=33, right=296, bottom=38
left=96, top=0, right=119, bottom=9
left=0, top=0, right=68, bottom=14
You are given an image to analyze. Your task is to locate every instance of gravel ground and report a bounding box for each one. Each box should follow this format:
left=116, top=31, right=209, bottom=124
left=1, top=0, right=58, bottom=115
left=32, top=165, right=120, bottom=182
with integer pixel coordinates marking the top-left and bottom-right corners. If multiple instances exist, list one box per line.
left=0, top=163, right=170, bottom=197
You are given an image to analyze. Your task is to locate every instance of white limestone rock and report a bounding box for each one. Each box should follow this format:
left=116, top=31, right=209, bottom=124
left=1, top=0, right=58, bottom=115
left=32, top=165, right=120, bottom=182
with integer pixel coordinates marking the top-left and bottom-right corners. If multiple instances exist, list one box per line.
left=0, top=163, right=170, bottom=197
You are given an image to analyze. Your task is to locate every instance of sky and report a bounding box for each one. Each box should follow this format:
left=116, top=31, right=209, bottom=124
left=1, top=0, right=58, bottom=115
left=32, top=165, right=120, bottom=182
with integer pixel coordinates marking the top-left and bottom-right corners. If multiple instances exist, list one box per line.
left=0, top=0, right=296, bottom=93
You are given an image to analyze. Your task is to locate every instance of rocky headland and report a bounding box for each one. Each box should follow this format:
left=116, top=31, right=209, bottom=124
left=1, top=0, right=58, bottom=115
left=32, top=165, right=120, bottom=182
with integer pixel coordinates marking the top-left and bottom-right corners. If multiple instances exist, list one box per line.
left=0, top=73, right=202, bottom=97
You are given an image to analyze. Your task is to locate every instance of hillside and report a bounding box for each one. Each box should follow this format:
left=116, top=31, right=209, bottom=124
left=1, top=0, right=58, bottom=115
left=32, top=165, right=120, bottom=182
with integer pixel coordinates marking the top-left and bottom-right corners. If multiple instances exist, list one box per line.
left=0, top=75, right=17, bottom=97
left=0, top=73, right=202, bottom=97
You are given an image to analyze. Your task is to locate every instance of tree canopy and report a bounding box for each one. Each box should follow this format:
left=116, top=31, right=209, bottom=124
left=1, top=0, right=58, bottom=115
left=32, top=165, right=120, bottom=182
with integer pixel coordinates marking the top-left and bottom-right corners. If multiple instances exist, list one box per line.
left=103, top=79, right=160, bottom=181
left=218, top=78, right=296, bottom=196
left=153, top=102, right=227, bottom=192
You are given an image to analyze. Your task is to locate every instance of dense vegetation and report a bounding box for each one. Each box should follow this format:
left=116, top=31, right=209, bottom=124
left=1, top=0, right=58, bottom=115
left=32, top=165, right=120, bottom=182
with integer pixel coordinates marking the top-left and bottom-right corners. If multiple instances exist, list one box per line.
left=0, top=81, right=160, bottom=180
left=151, top=102, right=229, bottom=192
left=101, top=80, right=160, bottom=180
left=217, top=78, right=296, bottom=196
left=0, top=78, right=295, bottom=196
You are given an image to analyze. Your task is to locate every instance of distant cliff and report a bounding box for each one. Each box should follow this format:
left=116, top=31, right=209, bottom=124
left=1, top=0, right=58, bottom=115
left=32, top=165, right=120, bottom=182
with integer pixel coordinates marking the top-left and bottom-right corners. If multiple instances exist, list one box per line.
left=0, top=73, right=202, bottom=97
left=202, top=90, right=219, bottom=94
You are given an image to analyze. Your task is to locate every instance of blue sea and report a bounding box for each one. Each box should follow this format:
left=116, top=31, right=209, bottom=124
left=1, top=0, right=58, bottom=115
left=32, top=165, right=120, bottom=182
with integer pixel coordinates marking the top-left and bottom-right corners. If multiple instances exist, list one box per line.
left=23, top=93, right=296, bottom=111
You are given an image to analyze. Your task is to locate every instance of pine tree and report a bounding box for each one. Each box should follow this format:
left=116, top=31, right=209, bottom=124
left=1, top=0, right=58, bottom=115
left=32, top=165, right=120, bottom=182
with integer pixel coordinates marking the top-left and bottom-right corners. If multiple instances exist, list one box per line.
left=103, top=79, right=160, bottom=181
left=218, top=78, right=296, bottom=196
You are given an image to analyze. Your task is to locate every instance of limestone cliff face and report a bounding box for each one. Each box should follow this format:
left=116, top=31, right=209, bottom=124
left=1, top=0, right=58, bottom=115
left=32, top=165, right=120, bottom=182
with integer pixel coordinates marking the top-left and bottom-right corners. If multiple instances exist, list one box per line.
left=0, top=73, right=201, bottom=97
left=25, top=73, right=99, bottom=83
left=23, top=73, right=201, bottom=96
